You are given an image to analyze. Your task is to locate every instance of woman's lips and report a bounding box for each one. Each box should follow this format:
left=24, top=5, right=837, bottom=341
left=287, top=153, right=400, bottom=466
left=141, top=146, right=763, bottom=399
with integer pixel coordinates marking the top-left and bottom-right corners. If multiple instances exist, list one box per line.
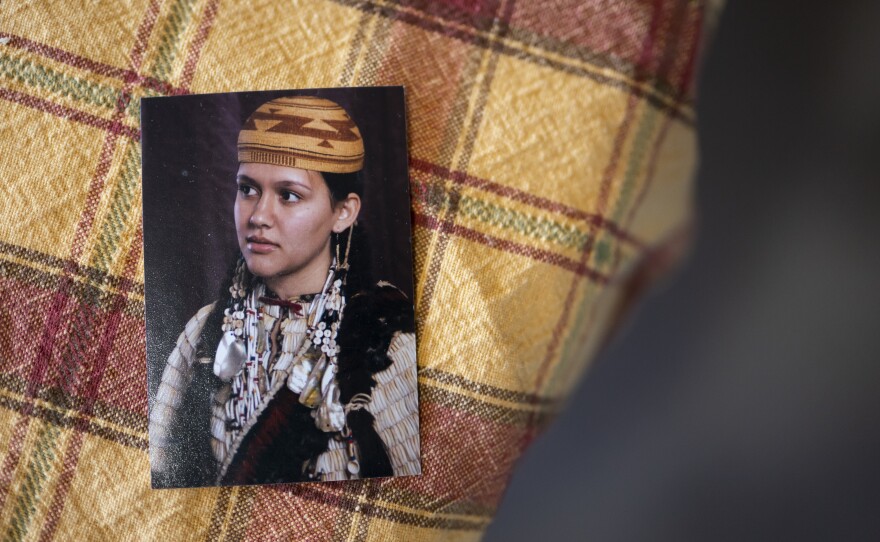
left=246, top=237, right=279, bottom=254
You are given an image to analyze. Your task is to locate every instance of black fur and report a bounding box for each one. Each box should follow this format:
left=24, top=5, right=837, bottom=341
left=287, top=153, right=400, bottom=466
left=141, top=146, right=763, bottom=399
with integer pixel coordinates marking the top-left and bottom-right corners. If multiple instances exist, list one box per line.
left=333, top=283, right=415, bottom=479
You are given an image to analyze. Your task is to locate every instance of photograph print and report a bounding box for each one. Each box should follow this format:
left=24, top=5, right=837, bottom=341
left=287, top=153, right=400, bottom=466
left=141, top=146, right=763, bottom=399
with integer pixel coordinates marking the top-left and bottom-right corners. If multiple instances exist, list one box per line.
left=142, top=87, right=421, bottom=488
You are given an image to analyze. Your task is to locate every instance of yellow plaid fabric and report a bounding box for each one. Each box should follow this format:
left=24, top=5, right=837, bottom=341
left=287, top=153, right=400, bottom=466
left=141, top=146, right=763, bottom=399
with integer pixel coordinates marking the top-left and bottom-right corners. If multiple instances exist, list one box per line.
left=0, top=0, right=715, bottom=540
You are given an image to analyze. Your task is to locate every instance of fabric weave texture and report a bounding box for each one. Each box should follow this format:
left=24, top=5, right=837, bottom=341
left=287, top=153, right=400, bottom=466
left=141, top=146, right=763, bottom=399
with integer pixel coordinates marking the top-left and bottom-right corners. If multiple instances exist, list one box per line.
left=0, top=0, right=714, bottom=540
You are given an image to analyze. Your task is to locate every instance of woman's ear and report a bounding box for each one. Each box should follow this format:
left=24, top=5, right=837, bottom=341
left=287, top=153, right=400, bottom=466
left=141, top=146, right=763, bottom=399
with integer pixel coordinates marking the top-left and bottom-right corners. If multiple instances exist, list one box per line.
left=333, top=193, right=361, bottom=233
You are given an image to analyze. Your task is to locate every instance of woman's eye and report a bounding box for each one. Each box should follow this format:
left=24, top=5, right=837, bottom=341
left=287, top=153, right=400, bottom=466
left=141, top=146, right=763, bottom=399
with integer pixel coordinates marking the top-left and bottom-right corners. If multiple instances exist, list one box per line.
left=281, top=191, right=301, bottom=203
left=238, top=184, right=256, bottom=197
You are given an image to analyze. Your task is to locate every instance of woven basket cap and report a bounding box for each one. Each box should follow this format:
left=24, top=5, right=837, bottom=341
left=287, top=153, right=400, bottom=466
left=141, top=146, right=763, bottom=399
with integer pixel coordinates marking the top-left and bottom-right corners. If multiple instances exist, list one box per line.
left=238, top=96, right=364, bottom=173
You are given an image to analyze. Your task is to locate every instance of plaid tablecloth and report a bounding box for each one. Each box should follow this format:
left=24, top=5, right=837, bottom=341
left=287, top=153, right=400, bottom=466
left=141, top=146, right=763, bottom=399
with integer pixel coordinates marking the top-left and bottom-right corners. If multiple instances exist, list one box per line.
left=0, top=1, right=715, bottom=540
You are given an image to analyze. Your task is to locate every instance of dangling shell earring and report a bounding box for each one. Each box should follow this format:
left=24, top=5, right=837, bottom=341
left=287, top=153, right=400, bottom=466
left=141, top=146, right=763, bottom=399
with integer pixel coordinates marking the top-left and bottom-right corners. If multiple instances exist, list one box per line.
left=338, top=222, right=354, bottom=285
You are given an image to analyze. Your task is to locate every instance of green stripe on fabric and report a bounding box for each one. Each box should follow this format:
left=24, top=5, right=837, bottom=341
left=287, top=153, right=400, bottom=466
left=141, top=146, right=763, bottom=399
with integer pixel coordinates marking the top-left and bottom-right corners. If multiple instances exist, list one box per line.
left=151, top=0, right=199, bottom=82
left=89, top=142, right=141, bottom=273
left=4, top=424, right=62, bottom=542
left=419, top=182, right=592, bottom=250
left=0, top=54, right=120, bottom=110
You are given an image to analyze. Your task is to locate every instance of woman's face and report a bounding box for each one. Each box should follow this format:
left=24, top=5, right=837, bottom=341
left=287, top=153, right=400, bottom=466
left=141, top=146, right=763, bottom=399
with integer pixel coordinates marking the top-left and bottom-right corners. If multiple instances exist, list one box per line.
left=234, top=162, right=359, bottom=297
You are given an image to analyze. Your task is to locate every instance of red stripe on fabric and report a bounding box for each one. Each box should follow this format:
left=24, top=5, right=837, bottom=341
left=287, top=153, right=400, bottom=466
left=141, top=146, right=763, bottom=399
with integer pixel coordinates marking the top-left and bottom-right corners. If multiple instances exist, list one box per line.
left=621, top=5, right=703, bottom=248
left=67, top=0, right=158, bottom=263
left=0, top=32, right=189, bottom=97
left=533, top=0, right=668, bottom=400
left=179, top=0, right=221, bottom=88
left=601, top=1, right=702, bottom=282
left=0, top=33, right=129, bottom=79
left=70, top=143, right=123, bottom=264
left=412, top=0, right=518, bottom=359
left=38, top=227, right=144, bottom=542
left=128, top=0, right=162, bottom=72
left=410, top=158, right=646, bottom=248
left=35, top=4, right=160, bottom=538
left=96, top=313, right=147, bottom=415
left=36, top=305, right=124, bottom=539
left=32, top=290, right=74, bottom=392
left=38, top=230, right=145, bottom=542
left=0, top=88, right=140, bottom=141
left=0, top=287, right=77, bottom=512
left=0, top=287, right=73, bottom=511
left=412, top=211, right=609, bottom=284
left=80, top=300, right=126, bottom=405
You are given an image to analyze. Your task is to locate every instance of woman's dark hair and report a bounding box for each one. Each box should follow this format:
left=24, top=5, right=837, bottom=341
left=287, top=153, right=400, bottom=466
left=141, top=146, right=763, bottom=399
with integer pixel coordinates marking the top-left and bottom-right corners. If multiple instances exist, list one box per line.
left=323, top=171, right=362, bottom=205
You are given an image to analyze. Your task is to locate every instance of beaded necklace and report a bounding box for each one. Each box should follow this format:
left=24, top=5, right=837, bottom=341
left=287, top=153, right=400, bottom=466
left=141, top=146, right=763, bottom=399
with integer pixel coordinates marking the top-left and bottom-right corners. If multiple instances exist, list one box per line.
left=213, top=261, right=347, bottom=444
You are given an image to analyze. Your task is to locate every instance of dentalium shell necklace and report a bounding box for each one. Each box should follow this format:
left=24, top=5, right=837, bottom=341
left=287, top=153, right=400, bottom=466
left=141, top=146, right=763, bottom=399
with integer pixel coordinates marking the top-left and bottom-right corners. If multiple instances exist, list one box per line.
left=215, top=258, right=347, bottom=441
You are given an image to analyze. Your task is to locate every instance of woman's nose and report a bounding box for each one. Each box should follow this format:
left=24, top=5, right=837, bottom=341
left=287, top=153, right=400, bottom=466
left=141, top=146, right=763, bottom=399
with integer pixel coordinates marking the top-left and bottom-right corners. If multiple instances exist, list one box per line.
left=248, top=196, right=274, bottom=228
